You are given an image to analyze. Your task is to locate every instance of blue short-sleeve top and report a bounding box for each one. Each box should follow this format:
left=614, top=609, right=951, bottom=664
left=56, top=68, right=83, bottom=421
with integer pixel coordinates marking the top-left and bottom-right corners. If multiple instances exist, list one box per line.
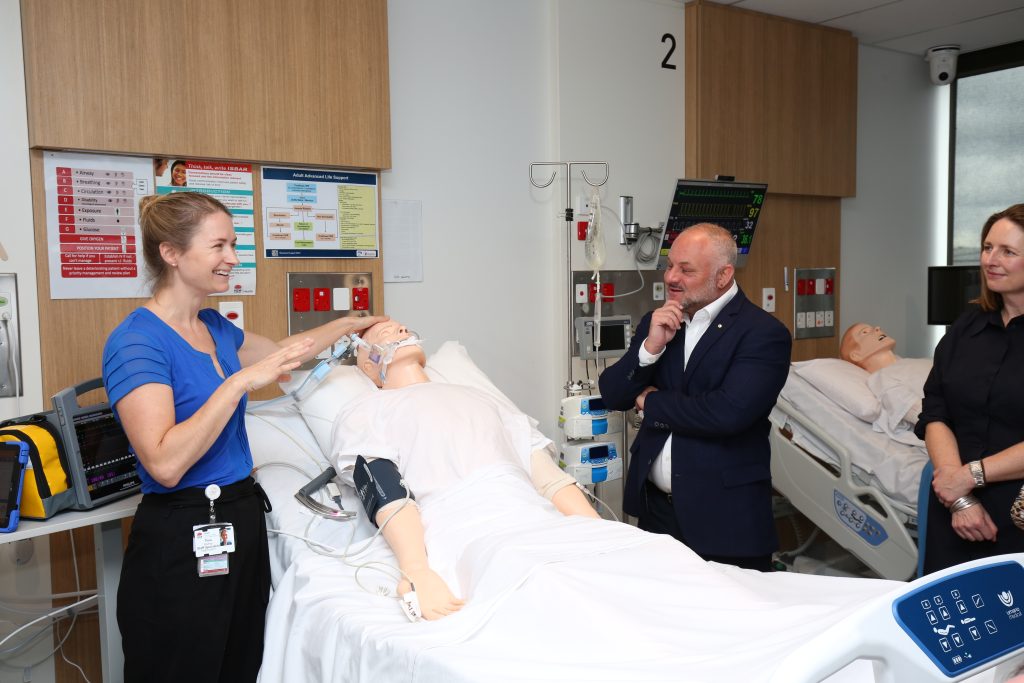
left=102, top=307, right=252, bottom=494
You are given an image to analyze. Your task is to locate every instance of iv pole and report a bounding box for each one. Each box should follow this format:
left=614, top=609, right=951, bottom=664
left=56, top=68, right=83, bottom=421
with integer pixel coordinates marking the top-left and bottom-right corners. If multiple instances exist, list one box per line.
left=529, top=161, right=609, bottom=392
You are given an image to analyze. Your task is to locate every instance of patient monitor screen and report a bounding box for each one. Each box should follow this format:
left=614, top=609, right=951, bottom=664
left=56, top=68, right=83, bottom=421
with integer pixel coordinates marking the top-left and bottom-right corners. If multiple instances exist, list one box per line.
left=73, top=410, right=140, bottom=501
left=661, top=179, right=767, bottom=266
left=598, top=323, right=626, bottom=353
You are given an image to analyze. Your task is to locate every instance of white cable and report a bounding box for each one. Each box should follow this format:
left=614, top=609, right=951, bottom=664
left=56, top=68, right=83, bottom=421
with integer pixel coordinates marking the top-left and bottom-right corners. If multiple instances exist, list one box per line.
left=0, top=596, right=97, bottom=651
left=60, top=642, right=92, bottom=683
left=58, top=531, right=90, bottom=681
left=576, top=483, right=620, bottom=522
left=266, top=489, right=417, bottom=601
left=245, top=409, right=332, bottom=470
left=597, top=205, right=658, bottom=299
left=0, top=608, right=98, bottom=664
left=251, top=459, right=317, bottom=481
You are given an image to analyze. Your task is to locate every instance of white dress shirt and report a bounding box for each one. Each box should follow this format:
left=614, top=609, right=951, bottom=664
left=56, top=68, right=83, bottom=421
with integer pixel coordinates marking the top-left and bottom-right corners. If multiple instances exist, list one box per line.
left=638, top=281, right=738, bottom=493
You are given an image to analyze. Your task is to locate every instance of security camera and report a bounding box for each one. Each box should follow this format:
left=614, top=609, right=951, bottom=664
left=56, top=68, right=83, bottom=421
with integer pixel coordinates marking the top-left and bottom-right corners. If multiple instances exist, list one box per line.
left=925, top=45, right=959, bottom=85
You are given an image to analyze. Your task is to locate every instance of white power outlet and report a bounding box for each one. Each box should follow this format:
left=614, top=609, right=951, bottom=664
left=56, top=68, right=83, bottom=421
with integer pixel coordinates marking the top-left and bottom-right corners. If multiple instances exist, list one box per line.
left=652, top=283, right=665, bottom=301
left=762, top=287, right=776, bottom=312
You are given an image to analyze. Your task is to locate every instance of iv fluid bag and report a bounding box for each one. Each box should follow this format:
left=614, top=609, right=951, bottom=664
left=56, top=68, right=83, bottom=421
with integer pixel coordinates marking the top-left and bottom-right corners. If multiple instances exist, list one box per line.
left=584, top=190, right=606, bottom=271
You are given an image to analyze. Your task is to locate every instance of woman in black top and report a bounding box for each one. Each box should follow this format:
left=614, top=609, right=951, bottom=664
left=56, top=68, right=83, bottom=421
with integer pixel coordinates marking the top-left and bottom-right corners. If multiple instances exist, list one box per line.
left=916, top=203, right=1024, bottom=573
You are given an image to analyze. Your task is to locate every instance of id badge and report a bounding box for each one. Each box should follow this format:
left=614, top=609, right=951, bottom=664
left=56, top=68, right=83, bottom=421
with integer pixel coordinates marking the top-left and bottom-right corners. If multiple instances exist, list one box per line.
left=192, top=523, right=236, bottom=558
left=198, top=553, right=230, bottom=577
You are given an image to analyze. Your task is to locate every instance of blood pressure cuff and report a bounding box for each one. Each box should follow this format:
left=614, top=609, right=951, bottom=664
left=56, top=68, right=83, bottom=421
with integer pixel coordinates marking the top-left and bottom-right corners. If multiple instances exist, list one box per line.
left=353, top=455, right=414, bottom=527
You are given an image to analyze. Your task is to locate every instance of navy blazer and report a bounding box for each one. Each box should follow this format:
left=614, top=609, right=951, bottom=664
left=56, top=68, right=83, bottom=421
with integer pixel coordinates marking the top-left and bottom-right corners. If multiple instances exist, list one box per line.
left=599, top=288, right=791, bottom=557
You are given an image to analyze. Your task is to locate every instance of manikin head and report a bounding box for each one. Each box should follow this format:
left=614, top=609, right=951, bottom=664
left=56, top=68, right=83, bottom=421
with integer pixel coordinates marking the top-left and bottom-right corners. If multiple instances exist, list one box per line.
left=663, top=223, right=737, bottom=317
left=353, top=320, right=426, bottom=389
left=840, top=323, right=898, bottom=372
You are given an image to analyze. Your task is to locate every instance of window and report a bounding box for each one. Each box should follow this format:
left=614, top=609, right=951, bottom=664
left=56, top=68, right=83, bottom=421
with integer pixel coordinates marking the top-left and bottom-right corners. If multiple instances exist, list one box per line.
left=949, top=42, right=1024, bottom=265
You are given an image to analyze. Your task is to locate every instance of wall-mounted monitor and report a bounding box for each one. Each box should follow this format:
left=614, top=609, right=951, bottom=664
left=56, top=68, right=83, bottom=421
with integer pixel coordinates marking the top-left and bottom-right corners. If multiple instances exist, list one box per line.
left=927, top=265, right=981, bottom=325
left=661, top=178, right=767, bottom=267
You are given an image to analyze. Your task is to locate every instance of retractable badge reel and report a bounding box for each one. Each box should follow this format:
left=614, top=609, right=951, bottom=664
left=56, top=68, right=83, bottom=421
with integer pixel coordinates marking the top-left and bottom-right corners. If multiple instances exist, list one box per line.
left=193, top=484, right=236, bottom=577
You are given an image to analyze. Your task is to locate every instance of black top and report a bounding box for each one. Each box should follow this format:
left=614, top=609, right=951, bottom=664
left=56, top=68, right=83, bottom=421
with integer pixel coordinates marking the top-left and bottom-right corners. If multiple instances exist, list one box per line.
left=916, top=305, right=1024, bottom=572
left=916, top=305, right=1024, bottom=456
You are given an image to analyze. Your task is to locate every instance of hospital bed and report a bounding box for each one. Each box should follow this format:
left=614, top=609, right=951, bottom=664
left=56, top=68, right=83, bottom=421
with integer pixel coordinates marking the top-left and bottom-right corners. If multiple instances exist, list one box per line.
left=769, top=359, right=931, bottom=581
left=245, top=344, right=1021, bottom=682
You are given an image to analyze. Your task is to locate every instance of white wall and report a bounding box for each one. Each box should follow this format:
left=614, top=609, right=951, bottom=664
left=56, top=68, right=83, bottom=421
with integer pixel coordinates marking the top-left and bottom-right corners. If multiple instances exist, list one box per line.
left=0, top=5, right=55, bottom=683
left=841, top=45, right=948, bottom=359
left=0, top=0, right=43, bottom=421
left=383, top=0, right=684, bottom=437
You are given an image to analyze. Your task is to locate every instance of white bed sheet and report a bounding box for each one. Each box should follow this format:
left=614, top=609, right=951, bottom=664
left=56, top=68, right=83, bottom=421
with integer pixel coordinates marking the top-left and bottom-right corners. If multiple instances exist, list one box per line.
left=245, top=405, right=905, bottom=682
left=772, top=371, right=929, bottom=506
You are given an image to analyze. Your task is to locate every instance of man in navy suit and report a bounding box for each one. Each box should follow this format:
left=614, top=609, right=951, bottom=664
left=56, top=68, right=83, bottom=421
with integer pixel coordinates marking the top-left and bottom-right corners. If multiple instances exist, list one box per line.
left=599, top=223, right=791, bottom=571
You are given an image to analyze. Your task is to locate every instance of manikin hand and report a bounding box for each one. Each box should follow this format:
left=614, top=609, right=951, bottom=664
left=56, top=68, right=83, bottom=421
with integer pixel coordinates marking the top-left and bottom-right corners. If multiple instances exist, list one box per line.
left=643, top=300, right=685, bottom=356
left=399, top=565, right=465, bottom=620
left=932, top=464, right=976, bottom=508
left=951, top=504, right=998, bottom=543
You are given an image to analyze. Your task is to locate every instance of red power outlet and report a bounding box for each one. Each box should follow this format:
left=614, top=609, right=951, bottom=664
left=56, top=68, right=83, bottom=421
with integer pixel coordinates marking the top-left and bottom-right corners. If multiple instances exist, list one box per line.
left=601, top=282, right=615, bottom=303
left=292, top=288, right=311, bottom=312
left=352, top=287, right=369, bottom=311
left=313, top=288, right=331, bottom=312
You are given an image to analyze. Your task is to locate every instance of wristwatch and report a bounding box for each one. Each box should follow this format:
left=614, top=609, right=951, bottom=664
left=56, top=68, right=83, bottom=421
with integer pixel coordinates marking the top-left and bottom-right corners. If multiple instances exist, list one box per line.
left=968, top=460, right=987, bottom=488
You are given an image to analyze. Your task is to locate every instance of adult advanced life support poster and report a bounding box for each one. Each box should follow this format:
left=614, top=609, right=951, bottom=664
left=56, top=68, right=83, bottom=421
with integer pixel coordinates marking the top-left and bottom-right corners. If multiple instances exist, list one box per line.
left=261, top=167, right=379, bottom=258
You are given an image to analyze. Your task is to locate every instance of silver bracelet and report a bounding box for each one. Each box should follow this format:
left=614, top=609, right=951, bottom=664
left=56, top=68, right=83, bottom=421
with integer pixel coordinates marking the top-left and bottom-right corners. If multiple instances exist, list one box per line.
left=950, top=495, right=980, bottom=513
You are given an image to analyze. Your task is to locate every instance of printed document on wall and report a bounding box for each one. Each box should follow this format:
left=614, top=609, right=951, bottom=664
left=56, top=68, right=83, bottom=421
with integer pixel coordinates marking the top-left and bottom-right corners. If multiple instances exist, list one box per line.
left=261, top=167, right=379, bottom=258
left=383, top=200, right=422, bottom=282
left=155, top=159, right=256, bottom=295
left=43, top=151, right=152, bottom=299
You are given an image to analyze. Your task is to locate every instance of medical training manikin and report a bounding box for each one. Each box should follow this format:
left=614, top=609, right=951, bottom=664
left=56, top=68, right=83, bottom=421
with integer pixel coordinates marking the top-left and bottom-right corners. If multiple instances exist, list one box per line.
left=333, top=320, right=599, bottom=620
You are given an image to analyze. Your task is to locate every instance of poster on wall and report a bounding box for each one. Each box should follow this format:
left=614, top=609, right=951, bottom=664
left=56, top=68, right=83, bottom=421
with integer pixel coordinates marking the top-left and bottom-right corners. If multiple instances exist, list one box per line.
left=43, top=151, right=152, bottom=299
left=261, top=167, right=379, bottom=258
left=155, top=159, right=257, bottom=295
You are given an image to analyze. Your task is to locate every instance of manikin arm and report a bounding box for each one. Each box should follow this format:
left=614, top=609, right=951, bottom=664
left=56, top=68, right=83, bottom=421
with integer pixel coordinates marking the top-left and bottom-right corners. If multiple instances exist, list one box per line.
left=530, top=447, right=600, bottom=519
left=377, top=502, right=465, bottom=620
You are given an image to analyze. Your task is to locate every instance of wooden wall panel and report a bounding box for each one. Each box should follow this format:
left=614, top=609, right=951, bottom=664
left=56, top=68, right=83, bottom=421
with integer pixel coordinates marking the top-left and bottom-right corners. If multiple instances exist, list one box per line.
left=685, top=2, right=764, bottom=181
left=685, top=0, right=857, bottom=198
left=762, top=16, right=858, bottom=197
left=21, top=0, right=391, bottom=170
left=686, top=0, right=857, bottom=361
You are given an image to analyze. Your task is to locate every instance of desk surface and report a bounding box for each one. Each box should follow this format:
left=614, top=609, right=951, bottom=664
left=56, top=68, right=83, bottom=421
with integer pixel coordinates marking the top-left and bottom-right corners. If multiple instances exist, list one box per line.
left=0, top=493, right=141, bottom=544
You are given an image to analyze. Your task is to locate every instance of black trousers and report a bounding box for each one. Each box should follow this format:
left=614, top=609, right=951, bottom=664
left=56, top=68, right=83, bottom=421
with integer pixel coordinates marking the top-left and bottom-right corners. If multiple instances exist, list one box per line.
left=639, top=480, right=773, bottom=572
left=117, top=477, right=271, bottom=683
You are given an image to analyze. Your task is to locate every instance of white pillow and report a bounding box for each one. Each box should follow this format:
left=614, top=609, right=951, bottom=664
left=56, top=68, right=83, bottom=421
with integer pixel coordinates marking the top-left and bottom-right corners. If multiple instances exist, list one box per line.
left=791, top=358, right=880, bottom=423
left=280, top=341, right=551, bottom=456
left=281, top=366, right=377, bottom=454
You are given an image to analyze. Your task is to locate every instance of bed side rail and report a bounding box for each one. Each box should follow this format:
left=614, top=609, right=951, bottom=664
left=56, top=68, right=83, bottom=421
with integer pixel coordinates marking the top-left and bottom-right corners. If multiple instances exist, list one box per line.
left=770, top=397, right=918, bottom=581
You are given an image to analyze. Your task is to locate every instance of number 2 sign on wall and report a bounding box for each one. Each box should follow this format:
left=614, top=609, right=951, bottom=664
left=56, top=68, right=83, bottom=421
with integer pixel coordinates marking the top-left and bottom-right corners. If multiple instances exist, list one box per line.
left=661, top=33, right=677, bottom=70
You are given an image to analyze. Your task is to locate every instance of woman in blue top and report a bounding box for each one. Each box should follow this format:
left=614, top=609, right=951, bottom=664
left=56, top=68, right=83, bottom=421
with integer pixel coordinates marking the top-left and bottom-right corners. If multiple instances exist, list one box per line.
left=102, top=192, right=384, bottom=683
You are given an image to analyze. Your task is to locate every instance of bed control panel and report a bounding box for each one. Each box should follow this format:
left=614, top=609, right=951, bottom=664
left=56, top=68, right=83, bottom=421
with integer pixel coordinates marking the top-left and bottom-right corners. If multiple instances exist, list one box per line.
left=894, top=560, right=1024, bottom=677
left=833, top=489, right=889, bottom=547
